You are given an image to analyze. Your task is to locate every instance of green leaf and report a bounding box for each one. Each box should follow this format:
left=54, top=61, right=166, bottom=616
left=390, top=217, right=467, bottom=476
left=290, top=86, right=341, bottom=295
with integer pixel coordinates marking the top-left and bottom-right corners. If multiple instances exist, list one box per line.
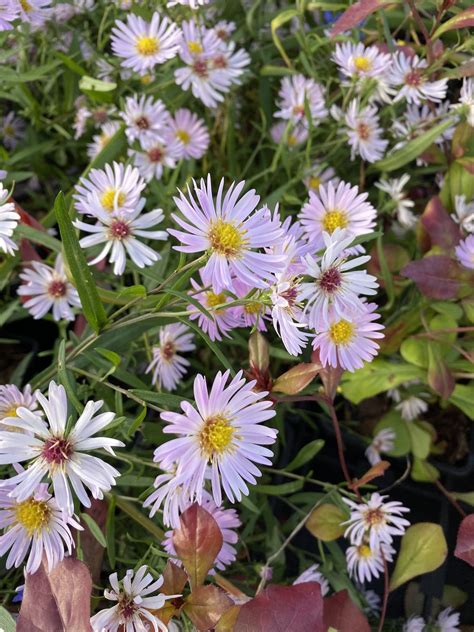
left=80, top=512, right=107, bottom=548
left=406, top=421, right=432, bottom=459
left=411, top=457, right=440, bottom=483
left=374, top=120, right=454, bottom=172
left=260, top=65, right=296, bottom=76
left=432, top=7, right=474, bottom=39
left=179, top=317, right=235, bottom=376
left=375, top=411, right=411, bottom=457
left=96, top=347, right=121, bottom=367
left=285, top=439, right=325, bottom=472
left=451, top=491, right=474, bottom=507
left=400, top=338, right=429, bottom=368
left=54, top=191, right=107, bottom=334
left=449, top=384, right=474, bottom=420
left=0, top=606, right=16, bottom=632
left=57, top=340, right=83, bottom=414
left=127, top=405, right=147, bottom=438
left=106, top=496, right=116, bottom=569
left=306, top=503, right=347, bottom=541
left=15, top=224, right=62, bottom=252
left=254, top=480, right=304, bottom=495
left=271, top=9, right=300, bottom=68
left=389, top=523, right=447, bottom=591
left=130, top=389, right=191, bottom=408
left=113, top=495, right=164, bottom=540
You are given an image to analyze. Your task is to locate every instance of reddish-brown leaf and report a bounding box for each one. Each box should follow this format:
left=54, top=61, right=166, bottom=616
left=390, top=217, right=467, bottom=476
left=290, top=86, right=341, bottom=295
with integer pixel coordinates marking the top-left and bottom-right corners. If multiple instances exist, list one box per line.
left=184, top=584, right=234, bottom=631
left=323, top=590, right=371, bottom=632
left=401, top=256, right=462, bottom=299
left=329, top=0, right=393, bottom=37
left=420, top=197, right=461, bottom=251
left=81, top=498, right=107, bottom=584
left=433, top=6, right=474, bottom=38
left=454, top=515, right=474, bottom=567
left=17, top=558, right=93, bottom=632
left=351, top=461, right=390, bottom=491
left=272, top=362, right=321, bottom=395
left=427, top=344, right=455, bottom=399
left=234, top=583, right=324, bottom=632
left=151, top=560, right=189, bottom=624
left=173, top=504, right=223, bottom=589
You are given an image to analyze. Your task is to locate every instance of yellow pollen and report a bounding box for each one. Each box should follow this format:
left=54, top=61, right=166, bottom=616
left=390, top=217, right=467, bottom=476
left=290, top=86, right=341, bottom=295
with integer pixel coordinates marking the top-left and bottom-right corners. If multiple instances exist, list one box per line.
left=357, top=544, right=372, bottom=558
left=136, top=36, right=159, bottom=56
left=3, top=405, right=18, bottom=418
left=208, top=220, right=245, bottom=257
left=287, top=134, right=297, bottom=147
left=176, top=129, right=191, bottom=145
left=329, top=320, right=354, bottom=345
left=101, top=189, right=126, bottom=211
left=322, top=210, right=348, bottom=233
left=99, top=133, right=111, bottom=148
left=364, top=507, right=385, bottom=526
left=206, top=291, right=226, bottom=312
left=244, top=301, right=263, bottom=315
left=20, top=0, right=32, bottom=11
left=308, top=176, right=321, bottom=190
left=141, top=74, right=153, bottom=85
left=200, top=415, right=234, bottom=457
left=354, top=56, right=372, bottom=72
left=15, top=498, right=50, bottom=535
left=188, top=41, right=203, bottom=54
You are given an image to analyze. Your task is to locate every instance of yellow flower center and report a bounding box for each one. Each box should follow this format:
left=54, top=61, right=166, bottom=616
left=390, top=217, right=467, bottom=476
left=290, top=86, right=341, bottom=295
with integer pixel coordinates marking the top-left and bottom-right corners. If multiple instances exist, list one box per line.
left=199, top=415, right=234, bottom=457
left=20, top=0, right=32, bottom=12
left=206, top=291, right=226, bottom=312
left=329, top=320, right=354, bottom=345
left=308, top=176, right=321, bottom=190
left=208, top=220, right=245, bottom=257
left=176, top=129, right=191, bottom=145
left=15, top=498, right=50, bottom=535
left=364, top=507, right=385, bottom=526
left=101, top=189, right=126, bottom=211
left=136, top=36, right=159, bottom=56
left=322, top=210, right=348, bottom=233
left=2, top=405, right=18, bottom=418
left=287, top=134, right=298, bottom=147
left=357, top=544, right=372, bottom=558
left=353, top=56, right=372, bottom=72
left=188, top=41, right=203, bottom=54
left=141, top=74, right=153, bottom=85
left=244, top=301, right=263, bottom=315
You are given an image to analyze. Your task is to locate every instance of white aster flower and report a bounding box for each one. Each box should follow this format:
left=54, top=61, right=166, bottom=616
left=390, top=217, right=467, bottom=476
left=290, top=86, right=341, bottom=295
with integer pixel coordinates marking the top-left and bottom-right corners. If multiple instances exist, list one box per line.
left=17, top=254, right=81, bottom=322
left=12, top=0, right=51, bottom=26
left=452, top=77, right=474, bottom=126
left=332, top=42, right=392, bottom=81
left=293, top=563, right=329, bottom=596
left=390, top=52, right=448, bottom=104
left=129, top=136, right=182, bottom=182
left=403, top=614, right=426, bottom=632
left=0, top=182, right=19, bottom=256
left=365, top=428, right=395, bottom=466
left=0, top=381, right=124, bottom=516
left=451, top=194, right=474, bottom=234
left=304, top=164, right=338, bottom=192
left=168, top=0, right=210, bottom=6
left=0, top=384, right=42, bottom=430
left=87, top=121, right=121, bottom=160
left=376, top=174, right=417, bottom=229
left=146, top=323, right=196, bottom=391
left=121, top=94, right=170, bottom=145
left=436, top=607, right=460, bottom=632
left=275, top=74, right=327, bottom=127
left=143, top=470, right=192, bottom=527
left=270, top=121, right=309, bottom=148
left=168, top=108, right=210, bottom=160
left=0, top=1, right=18, bottom=31
left=344, top=99, right=388, bottom=163
left=346, top=540, right=395, bottom=583
left=395, top=395, right=428, bottom=421
left=1, top=111, right=25, bottom=150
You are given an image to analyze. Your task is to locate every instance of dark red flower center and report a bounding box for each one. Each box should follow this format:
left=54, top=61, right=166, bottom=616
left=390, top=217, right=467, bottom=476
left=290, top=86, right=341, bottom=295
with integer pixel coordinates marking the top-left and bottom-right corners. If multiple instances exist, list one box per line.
left=281, top=286, right=298, bottom=306
left=357, top=122, right=370, bottom=140
left=161, top=341, right=175, bottom=361
left=42, top=437, right=72, bottom=465
left=213, top=55, right=228, bottom=69
left=110, top=220, right=130, bottom=240
left=319, top=268, right=342, bottom=293
left=193, top=59, right=208, bottom=77
left=148, top=147, right=163, bottom=163
left=135, top=116, right=150, bottom=129
left=48, top=280, right=67, bottom=298
left=405, top=69, right=422, bottom=86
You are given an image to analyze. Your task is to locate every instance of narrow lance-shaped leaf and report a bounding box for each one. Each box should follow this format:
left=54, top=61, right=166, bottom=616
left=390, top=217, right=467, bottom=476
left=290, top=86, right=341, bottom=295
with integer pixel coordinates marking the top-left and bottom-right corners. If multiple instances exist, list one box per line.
left=432, top=7, right=474, bottom=39
left=330, top=0, right=395, bottom=37
left=54, top=191, right=108, bottom=334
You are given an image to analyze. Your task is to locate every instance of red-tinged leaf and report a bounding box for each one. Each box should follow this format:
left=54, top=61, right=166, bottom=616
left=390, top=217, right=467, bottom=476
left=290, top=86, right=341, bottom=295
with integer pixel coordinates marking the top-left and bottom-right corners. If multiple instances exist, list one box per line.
left=184, top=585, right=234, bottom=631
left=215, top=605, right=241, bottom=631
left=17, top=558, right=93, bottom=632
left=433, top=7, right=474, bottom=39
left=312, top=349, right=343, bottom=401
left=151, top=560, right=188, bottom=624
left=454, top=515, right=474, bottom=567
left=401, top=256, right=462, bottom=299
left=272, top=362, right=321, bottom=395
left=81, top=498, right=107, bottom=584
left=20, top=239, right=42, bottom=262
left=351, top=461, right=390, bottom=491
left=329, top=0, right=393, bottom=37
left=249, top=331, right=270, bottom=372
left=323, top=590, right=370, bottom=632
left=234, top=583, right=324, bottom=632
left=14, top=201, right=45, bottom=232
left=427, top=344, right=455, bottom=399
left=420, top=197, right=461, bottom=251
left=173, top=504, right=223, bottom=589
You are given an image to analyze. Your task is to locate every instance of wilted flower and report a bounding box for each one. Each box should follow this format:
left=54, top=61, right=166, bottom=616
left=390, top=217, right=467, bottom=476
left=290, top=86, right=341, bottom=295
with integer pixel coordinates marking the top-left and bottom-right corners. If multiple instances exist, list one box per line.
left=436, top=607, right=460, bottom=632
left=396, top=395, right=428, bottom=421
left=403, top=614, right=426, bottom=632
left=365, top=428, right=395, bottom=466
left=146, top=323, right=196, bottom=391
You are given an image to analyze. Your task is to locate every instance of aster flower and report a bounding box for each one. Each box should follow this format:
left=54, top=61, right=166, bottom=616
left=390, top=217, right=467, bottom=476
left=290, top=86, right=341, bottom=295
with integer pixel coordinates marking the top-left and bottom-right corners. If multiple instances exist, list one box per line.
left=452, top=77, right=474, bottom=126
left=87, top=121, right=121, bottom=160
left=168, top=0, right=210, bottom=6
left=168, top=108, right=210, bottom=160
left=304, top=164, right=338, bottom=193
left=0, top=384, right=42, bottom=430
left=293, top=563, right=329, bottom=596
left=299, top=180, right=377, bottom=251
left=451, top=194, right=474, bottom=234
left=179, top=18, right=220, bottom=60
left=0, top=481, right=81, bottom=574
left=275, top=74, right=327, bottom=127
left=143, top=470, right=192, bottom=527
left=169, top=176, right=285, bottom=292
left=210, top=41, right=250, bottom=80
left=75, top=205, right=168, bottom=276
left=300, top=228, right=378, bottom=330
left=359, top=587, right=381, bottom=615
left=343, top=492, right=410, bottom=549
left=129, top=136, right=182, bottom=182
left=270, top=121, right=308, bottom=147
left=376, top=174, right=416, bottom=229
left=0, top=182, right=19, bottom=256
left=213, top=20, right=236, bottom=42
left=231, top=278, right=268, bottom=331
left=346, top=540, right=395, bottom=584
left=12, top=0, right=51, bottom=26
left=455, top=234, right=474, bottom=270
left=0, top=1, right=18, bottom=30
left=1, top=111, right=25, bottom=150
left=17, top=255, right=81, bottom=322
left=146, top=323, right=196, bottom=391
left=333, top=42, right=392, bottom=81
left=343, top=100, right=388, bottom=163
left=436, top=607, right=460, bottom=632
left=188, top=274, right=240, bottom=342
left=270, top=276, right=309, bottom=357
left=121, top=94, right=170, bottom=145
left=163, top=492, right=241, bottom=571
left=0, top=381, right=123, bottom=517
left=365, top=428, right=395, bottom=466
left=154, top=370, right=277, bottom=505
left=74, top=161, right=146, bottom=217
left=111, top=13, right=181, bottom=75
left=90, top=566, right=175, bottom=632
left=396, top=395, right=428, bottom=421
left=403, top=615, right=426, bottom=632
left=389, top=52, right=448, bottom=104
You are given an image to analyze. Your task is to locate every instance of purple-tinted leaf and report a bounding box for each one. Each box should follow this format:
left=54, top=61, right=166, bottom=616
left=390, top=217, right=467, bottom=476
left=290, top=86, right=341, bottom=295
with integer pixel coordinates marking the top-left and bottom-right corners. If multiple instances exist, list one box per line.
left=329, top=0, right=394, bottom=37
left=421, top=197, right=461, bottom=250
left=427, top=344, right=455, bottom=399
left=454, top=515, right=474, bottom=567
left=401, top=256, right=461, bottom=299
left=323, top=590, right=371, bottom=632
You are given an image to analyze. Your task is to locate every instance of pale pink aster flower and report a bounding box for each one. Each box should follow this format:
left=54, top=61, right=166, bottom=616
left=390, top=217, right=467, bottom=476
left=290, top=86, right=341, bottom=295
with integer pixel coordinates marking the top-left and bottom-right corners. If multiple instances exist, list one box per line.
left=390, top=52, right=448, bottom=104
left=270, top=121, right=308, bottom=147
left=451, top=194, right=474, bottom=234
left=396, top=395, right=428, bottom=421
left=452, top=77, right=474, bottom=126
left=168, top=0, right=210, bottom=6
left=0, top=1, right=18, bottom=30
left=0, top=384, right=42, bottom=429
left=17, top=255, right=81, bottom=322
left=213, top=20, right=236, bottom=42
left=304, top=164, right=338, bottom=192
left=209, top=42, right=250, bottom=82
left=403, top=615, right=426, bottom=632
left=121, top=94, right=170, bottom=145
left=0, top=481, right=81, bottom=574
left=456, top=234, right=474, bottom=270
left=299, top=180, right=377, bottom=251
left=74, top=161, right=146, bottom=217
left=146, top=323, right=196, bottom=391
left=12, top=0, right=51, bottom=26
left=436, top=607, right=460, bottom=632
left=187, top=274, right=239, bottom=342
left=111, top=13, right=181, bottom=75
left=0, top=381, right=123, bottom=517
left=0, top=182, right=19, bottom=256
left=75, top=205, right=168, bottom=276
left=312, top=302, right=384, bottom=372
left=343, top=492, right=410, bottom=549
left=332, top=42, right=392, bottom=81
left=180, top=18, right=220, bottom=59
left=169, top=176, right=285, bottom=292
left=365, top=428, right=395, bottom=466
left=344, top=100, right=388, bottom=163
left=376, top=174, right=416, bottom=229
left=154, top=370, right=277, bottom=505
left=163, top=492, right=241, bottom=571
left=168, top=108, right=210, bottom=160
left=293, top=563, right=329, bottom=596
left=346, top=540, right=395, bottom=584
left=1, top=111, right=25, bottom=150
left=87, top=121, right=120, bottom=160
left=300, top=228, right=378, bottom=330
left=275, top=74, right=327, bottom=127
left=91, top=566, right=175, bottom=632
left=129, top=136, right=183, bottom=182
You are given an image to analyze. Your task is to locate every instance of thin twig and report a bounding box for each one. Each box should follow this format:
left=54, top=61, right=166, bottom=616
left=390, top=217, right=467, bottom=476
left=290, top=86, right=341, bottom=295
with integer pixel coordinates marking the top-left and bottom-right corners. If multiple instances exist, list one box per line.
left=405, top=0, right=433, bottom=63
left=435, top=479, right=467, bottom=518
left=377, top=554, right=390, bottom=632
